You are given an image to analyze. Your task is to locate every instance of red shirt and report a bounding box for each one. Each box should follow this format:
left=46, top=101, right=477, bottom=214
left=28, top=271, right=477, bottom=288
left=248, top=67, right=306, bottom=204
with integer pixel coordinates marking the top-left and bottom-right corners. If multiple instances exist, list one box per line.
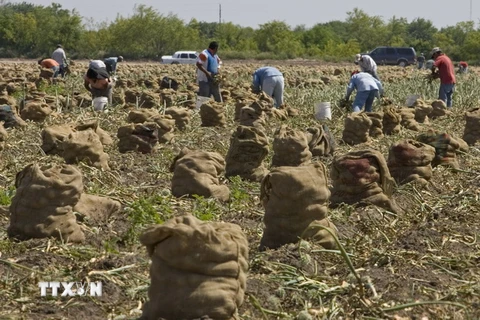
left=434, top=54, right=455, bottom=84
left=459, top=61, right=468, bottom=67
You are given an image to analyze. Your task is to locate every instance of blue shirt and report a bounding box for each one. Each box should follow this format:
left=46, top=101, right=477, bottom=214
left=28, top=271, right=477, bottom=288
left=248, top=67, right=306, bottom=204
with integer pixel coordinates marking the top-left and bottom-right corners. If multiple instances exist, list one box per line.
left=345, top=72, right=383, bottom=100
left=252, top=67, right=283, bottom=90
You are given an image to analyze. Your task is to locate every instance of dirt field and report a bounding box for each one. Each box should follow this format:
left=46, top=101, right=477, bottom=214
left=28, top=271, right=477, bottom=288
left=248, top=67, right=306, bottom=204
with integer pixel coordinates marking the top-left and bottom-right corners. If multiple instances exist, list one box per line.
left=0, top=61, right=478, bottom=320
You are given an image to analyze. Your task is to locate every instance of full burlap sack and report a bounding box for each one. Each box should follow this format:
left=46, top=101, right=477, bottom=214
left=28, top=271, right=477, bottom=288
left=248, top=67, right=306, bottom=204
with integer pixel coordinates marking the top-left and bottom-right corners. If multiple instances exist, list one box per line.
left=171, top=148, right=230, bottom=201
left=387, top=140, right=436, bottom=186
left=416, top=131, right=467, bottom=169
left=382, top=106, right=401, bottom=135
left=398, top=108, right=421, bottom=131
left=159, top=89, right=176, bottom=108
left=128, top=109, right=175, bottom=141
left=127, top=109, right=159, bottom=123
left=342, top=112, right=372, bottom=145
left=430, top=100, right=450, bottom=119
left=73, top=194, right=121, bottom=223
left=42, top=122, right=112, bottom=155
left=234, top=99, right=255, bottom=121
left=165, top=107, right=191, bottom=131
left=8, top=164, right=85, bottom=242
left=0, top=123, right=7, bottom=151
left=225, top=125, right=269, bottom=182
left=117, top=123, right=159, bottom=154
left=62, top=129, right=110, bottom=170
left=139, top=215, right=248, bottom=320
left=413, top=99, right=433, bottom=123
left=301, top=218, right=338, bottom=250
left=462, top=107, right=480, bottom=145
left=260, top=162, right=331, bottom=250
left=20, top=102, right=53, bottom=121
left=39, top=68, right=54, bottom=79
left=330, top=149, right=400, bottom=213
left=305, top=125, right=335, bottom=157
left=365, top=111, right=384, bottom=138
left=272, top=125, right=312, bottom=167
left=0, top=106, right=27, bottom=128
left=200, top=101, right=226, bottom=127
left=239, top=106, right=266, bottom=129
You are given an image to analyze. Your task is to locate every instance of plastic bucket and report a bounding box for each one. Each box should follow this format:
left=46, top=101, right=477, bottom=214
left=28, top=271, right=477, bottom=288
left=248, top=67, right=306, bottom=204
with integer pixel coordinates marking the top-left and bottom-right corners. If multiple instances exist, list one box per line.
left=92, top=97, right=108, bottom=111
left=314, top=102, right=331, bottom=120
left=195, top=96, right=210, bottom=110
left=405, top=94, right=421, bottom=107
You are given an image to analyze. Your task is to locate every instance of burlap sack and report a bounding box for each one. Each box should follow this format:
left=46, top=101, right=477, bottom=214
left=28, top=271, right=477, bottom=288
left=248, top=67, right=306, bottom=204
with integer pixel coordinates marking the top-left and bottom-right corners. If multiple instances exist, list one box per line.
left=139, top=215, right=248, bottom=320
left=305, top=125, right=335, bottom=157
left=260, top=162, right=331, bottom=250
left=272, top=125, right=312, bottom=167
left=112, top=88, right=125, bottom=105
left=165, top=107, right=191, bottom=131
left=127, top=109, right=159, bottom=123
left=8, top=164, right=85, bottom=242
left=0, top=106, right=27, bottom=128
left=171, top=148, right=230, bottom=201
left=0, top=123, right=7, bottom=151
left=416, top=131, right=466, bottom=169
left=234, top=99, right=255, bottom=121
left=330, top=149, right=399, bottom=213
left=365, top=112, right=384, bottom=138
left=398, top=108, right=421, bottom=131
left=117, top=123, right=159, bottom=154
left=62, top=129, right=110, bottom=170
left=159, top=89, right=176, bottom=108
left=20, top=102, right=53, bottom=121
left=413, top=99, right=433, bottom=123
left=39, top=68, right=54, bottom=79
left=75, top=93, right=92, bottom=108
left=301, top=218, right=338, bottom=249
left=75, top=121, right=113, bottom=146
left=42, top=122, right=112, bottom=155
left=225, top=125, right=269, bottom=182
left=342, top=112, right=372, bottom=145
left=239, top=106, right=266, bottom=129
left=430, top=100, right=450, bottom=119
left=73, top=194, right=121, bottom=223
left=462, top=107, right=480, bottom=145
left=200, top=101, right=226, bottom=127
left=387, top=140, right=436, bottom=186
left=139, top=91, right=158, bottom=108
left=382, top=106, right=401, bottom=135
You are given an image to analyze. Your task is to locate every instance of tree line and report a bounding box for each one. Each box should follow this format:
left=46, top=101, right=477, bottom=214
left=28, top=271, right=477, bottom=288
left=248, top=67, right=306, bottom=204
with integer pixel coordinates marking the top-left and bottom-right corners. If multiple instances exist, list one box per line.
left=0, top=2, right=478, bottom=62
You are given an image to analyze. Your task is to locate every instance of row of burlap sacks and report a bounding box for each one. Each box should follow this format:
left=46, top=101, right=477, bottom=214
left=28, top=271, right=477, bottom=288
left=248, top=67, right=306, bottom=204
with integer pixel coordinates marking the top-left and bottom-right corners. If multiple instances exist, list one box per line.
left=342, top=100, right=450, bottom=145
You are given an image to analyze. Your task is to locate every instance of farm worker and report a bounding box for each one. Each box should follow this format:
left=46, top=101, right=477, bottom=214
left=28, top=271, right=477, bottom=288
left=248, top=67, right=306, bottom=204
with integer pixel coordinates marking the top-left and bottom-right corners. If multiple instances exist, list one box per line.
left=417, top=53, right=425, bottom=69
left=343, top=71, right=383, bottom=113
left=89, top=59, right=107, bottom=69
left=38, top=58, right=60, bottom=78
left=354, top=54, right=380, bottom=80
left=104, top=56, right=124, bottom=75
left=425, top=59, right=435, bottom=70
left=196, top=41, right=222, bottom=102
left=252, top=67, right=284, bottom=108
left=51, top=44, right=68, bottom=77
left=84, top=67, right=114, bottom=111
left=430, top=47, right=456, bottom=109
left=458, top=61, right=468, bottom=74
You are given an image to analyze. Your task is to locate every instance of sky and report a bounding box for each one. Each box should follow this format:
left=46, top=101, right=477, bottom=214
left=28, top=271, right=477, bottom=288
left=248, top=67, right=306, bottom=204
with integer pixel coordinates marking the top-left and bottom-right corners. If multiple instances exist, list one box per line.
left=12, top=0, right=477, bottom=29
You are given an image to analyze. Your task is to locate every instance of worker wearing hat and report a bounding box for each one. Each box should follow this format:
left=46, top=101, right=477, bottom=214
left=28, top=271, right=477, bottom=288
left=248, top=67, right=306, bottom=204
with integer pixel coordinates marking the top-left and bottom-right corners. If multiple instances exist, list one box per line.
left=354, top=53, right=379, bottom=80
left=430, top=47, right=456, bottom=108
left=51, top=44, right=68, bottom=77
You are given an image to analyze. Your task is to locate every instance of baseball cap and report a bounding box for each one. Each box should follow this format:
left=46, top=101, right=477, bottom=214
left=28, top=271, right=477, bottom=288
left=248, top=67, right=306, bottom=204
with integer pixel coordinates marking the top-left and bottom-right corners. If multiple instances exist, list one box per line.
left=430, top=47, right=441, bottom=58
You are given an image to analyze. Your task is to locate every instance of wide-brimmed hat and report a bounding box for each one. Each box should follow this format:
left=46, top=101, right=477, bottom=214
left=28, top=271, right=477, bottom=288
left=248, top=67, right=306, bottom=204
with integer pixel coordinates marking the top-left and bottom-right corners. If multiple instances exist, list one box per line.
left=354, top=54, right=362, bottom=62
left=430, top=47, right=442, bottom=58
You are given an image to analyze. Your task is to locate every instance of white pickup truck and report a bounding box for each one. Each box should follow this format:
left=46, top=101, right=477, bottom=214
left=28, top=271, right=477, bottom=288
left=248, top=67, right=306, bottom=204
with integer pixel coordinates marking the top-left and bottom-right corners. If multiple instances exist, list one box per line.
left=161, top=51, right=198, bottom=64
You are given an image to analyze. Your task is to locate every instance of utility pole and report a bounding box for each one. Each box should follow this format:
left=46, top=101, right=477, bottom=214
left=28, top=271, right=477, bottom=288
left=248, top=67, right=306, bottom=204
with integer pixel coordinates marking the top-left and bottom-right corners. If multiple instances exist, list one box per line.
left=470, top=0, right=473, bottom=21
left=219, top=4, right=222, bottom=24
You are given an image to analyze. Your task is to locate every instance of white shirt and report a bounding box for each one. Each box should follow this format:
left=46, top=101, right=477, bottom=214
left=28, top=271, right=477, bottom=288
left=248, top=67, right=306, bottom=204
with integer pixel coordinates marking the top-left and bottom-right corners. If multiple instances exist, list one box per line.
left=196, top=49, right=221, bottom=83
left=52, top=48, right=66, bottom=65
left=359, top=55, right=377, bottom=73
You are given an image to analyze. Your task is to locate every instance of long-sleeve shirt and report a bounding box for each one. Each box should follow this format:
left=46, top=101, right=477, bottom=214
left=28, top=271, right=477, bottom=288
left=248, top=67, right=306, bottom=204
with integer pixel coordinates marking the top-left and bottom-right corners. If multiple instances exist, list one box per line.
left=358, top=55, right=377, bottom=73
left=345, top=72, right=383, bottom=100
left=252, top=67, right=283, bottom=91
left=52, top=48, right=66, bottom=65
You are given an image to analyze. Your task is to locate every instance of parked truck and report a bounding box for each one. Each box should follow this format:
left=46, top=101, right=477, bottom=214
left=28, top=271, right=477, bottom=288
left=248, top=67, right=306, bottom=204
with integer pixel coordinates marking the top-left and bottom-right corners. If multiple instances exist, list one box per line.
left=160, top=51, right=198, bottom=64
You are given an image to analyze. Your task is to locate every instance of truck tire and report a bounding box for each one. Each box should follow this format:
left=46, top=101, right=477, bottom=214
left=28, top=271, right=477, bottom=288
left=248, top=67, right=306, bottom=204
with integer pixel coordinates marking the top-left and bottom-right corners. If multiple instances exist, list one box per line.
left=398, top=60, right=408, bottom=67
left=171, top=61, right=179, bottom=65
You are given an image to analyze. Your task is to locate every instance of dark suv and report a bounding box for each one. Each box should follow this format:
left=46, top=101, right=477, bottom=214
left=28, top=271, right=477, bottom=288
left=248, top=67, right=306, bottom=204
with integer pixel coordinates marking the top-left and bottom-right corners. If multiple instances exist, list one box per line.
left=364, top=47, right=417, bottom=67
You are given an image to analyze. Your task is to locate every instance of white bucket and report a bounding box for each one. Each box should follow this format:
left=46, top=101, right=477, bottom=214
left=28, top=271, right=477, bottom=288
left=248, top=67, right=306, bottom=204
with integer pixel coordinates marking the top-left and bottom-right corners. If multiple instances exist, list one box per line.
left=405, top=94, right=421, bottom=107
left=314, top=102, right=332, bottom=120
left=195, top=96, right=211, bottom=110
left=93, top=97, right=108, bottom=111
